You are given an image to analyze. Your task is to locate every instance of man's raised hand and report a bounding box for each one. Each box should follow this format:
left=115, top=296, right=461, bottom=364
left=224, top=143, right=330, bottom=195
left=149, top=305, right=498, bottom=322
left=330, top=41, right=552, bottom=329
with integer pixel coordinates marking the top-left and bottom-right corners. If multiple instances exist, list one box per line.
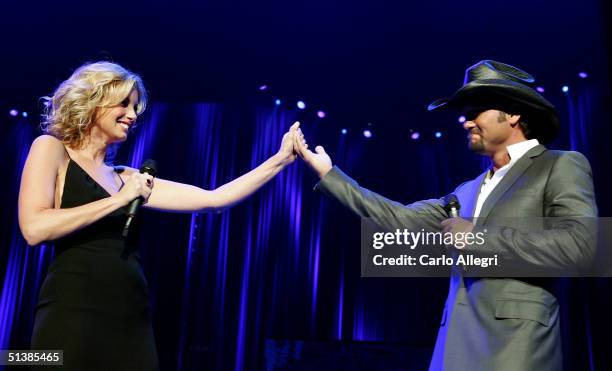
left=293, top=127, right=333, bottom=178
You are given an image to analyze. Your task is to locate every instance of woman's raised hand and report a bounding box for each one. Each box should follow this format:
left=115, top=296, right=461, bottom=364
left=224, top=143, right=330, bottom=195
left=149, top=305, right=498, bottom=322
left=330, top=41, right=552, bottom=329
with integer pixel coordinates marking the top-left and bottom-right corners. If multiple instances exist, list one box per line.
left=276, top=121, right=301, bottom=167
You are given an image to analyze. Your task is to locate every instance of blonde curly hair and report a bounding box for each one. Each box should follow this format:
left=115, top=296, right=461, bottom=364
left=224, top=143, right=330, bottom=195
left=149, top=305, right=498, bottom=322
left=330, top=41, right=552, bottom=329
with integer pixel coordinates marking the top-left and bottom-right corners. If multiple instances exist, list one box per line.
left=42, top=61, right=147, bottom=148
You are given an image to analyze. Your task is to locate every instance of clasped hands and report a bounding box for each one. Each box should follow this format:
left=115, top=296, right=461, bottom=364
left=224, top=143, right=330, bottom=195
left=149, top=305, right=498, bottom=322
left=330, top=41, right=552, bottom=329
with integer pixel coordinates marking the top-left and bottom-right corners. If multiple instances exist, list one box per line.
left=276, top=121, right=333, bottom=178
left=276, top=121, right=332, bottom=177
left=281, top=122, right=474, bottom=244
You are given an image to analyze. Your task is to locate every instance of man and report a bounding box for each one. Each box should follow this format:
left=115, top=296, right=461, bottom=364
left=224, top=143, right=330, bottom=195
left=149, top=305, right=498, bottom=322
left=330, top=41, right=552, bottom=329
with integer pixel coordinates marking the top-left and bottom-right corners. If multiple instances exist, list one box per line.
left=293, top=60, right=597, bottom=370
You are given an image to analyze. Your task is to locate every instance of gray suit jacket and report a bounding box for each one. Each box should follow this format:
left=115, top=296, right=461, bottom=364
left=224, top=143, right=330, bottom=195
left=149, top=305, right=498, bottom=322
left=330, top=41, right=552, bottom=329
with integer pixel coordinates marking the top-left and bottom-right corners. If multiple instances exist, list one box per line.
left=315, top=145, right=597, bottom=371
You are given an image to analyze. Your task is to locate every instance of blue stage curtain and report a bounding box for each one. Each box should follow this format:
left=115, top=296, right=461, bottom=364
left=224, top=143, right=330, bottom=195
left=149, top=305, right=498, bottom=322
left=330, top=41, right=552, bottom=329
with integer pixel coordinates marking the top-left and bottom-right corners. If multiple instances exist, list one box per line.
left=1, top=76, right=610, bottom=370
left=0, top=118, right=54, bottom=354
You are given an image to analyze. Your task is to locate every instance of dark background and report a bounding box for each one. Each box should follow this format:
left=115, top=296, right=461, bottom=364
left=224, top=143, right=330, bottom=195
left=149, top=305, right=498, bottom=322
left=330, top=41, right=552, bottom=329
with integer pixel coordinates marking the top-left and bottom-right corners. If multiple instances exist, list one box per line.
left=1, top=0, right=612, bottom=370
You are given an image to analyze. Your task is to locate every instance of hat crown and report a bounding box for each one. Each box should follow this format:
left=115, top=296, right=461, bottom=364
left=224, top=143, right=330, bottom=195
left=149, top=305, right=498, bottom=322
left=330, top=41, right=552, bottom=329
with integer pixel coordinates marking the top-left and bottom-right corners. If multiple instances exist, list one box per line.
left=464, top=60, right=535, bottom=86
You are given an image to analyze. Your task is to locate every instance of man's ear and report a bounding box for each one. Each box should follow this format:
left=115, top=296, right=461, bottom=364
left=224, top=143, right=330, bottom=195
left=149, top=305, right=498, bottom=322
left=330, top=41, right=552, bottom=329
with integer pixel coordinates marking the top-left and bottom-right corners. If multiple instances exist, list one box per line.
left=507, top=114, right=521, bottom=127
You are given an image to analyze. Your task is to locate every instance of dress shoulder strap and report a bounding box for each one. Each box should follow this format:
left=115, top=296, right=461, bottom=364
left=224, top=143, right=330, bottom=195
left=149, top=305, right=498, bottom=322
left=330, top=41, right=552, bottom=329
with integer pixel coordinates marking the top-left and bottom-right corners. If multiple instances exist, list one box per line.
left=63, top=145, right=71, bottom=158
left=113, top=165, right=125, bottom=186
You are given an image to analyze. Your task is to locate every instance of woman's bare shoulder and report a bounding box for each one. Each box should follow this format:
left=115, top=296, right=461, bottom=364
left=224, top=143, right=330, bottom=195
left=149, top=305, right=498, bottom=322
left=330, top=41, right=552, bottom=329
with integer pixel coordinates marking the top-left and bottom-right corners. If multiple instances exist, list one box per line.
left=31, top=135, right=64, bottom=151
left=28, top=135, right=66, bottom=163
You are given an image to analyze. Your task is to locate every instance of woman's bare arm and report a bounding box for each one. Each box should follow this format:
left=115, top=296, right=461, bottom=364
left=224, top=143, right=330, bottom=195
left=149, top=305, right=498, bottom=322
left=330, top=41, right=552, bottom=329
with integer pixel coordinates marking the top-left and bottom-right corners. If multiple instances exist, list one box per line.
left=136, top=122, right=300, bottom=213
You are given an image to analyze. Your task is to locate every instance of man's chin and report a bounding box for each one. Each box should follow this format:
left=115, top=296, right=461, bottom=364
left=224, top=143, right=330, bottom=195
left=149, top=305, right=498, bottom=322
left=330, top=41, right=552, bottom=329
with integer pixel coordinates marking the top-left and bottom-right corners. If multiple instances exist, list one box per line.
left=468, top=142, right=485, bottom=153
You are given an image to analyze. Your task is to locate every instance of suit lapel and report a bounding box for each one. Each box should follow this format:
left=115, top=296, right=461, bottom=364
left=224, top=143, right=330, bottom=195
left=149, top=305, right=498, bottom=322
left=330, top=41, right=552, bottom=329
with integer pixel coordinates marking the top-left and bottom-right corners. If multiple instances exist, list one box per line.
left=477, top=144, right=546, bottom=223
left=458, top=171, right=487, bottom=219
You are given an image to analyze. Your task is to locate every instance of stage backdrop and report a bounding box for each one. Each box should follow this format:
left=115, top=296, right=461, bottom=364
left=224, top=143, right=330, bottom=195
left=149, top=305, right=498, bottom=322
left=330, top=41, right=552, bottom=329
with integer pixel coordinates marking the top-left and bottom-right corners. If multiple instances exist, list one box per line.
left=1, top=81, right=611, bottom=370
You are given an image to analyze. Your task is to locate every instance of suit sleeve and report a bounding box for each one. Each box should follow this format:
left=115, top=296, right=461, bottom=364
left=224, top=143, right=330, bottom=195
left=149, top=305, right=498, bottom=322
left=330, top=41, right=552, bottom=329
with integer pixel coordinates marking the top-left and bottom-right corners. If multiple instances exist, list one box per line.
left=466, top=151, right=598, bottom=275
left=315, top=166, right=449, bottom=232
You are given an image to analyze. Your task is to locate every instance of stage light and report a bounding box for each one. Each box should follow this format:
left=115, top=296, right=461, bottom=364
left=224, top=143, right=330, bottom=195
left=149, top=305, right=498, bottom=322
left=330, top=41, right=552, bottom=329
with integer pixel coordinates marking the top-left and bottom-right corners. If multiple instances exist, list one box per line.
left=435, top=131, right=442, bottom=138
left=341, top=128, right=348, bottom=135
left=578, top=72, right=588, bottom=78
left=562, top=86, right=569, bottom=93
left=536, top=86, right=545, bottom=93
left=9, top=109, right=18, bottom=117
left=458, top=116, right=466, bottom=123
left=411, top=132, right=420, bottom=140
left=259, top=85, right=268, bottom=91
left=297, top=101, right=306, bottom=110
left=22, top=112, right=28, bottom=118
left=363, top=130, right=372, bottom=138
left=317, top=111, right=326, bottom=118
left=274, top=98, right=281, bottom=106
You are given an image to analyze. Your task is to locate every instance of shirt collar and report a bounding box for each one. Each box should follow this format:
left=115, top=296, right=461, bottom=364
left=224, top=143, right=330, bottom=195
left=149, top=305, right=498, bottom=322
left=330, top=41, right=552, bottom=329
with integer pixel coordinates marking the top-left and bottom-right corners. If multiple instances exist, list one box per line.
left=506, top=139, right=540, bottom=162
left=485, top=139, right=540, bottom=181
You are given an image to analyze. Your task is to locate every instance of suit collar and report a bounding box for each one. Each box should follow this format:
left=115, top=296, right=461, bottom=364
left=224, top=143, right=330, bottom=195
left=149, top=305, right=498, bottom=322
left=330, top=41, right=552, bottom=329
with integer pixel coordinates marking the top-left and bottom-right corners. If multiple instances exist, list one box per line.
left=526, top=143, right=547, bottom=158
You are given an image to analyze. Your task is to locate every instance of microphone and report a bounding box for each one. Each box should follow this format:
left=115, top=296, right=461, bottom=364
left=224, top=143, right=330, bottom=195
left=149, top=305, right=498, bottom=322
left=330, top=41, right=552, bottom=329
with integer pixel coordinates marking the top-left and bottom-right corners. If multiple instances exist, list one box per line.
left=122, top=159, right=158, bottom=238
left=443, top=194, right=461, bottom=218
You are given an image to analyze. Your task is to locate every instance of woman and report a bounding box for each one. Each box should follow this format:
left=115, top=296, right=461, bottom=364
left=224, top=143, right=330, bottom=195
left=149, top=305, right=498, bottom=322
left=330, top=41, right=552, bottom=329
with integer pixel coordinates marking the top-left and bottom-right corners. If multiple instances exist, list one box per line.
left=18, top=61, right=302, bottom=370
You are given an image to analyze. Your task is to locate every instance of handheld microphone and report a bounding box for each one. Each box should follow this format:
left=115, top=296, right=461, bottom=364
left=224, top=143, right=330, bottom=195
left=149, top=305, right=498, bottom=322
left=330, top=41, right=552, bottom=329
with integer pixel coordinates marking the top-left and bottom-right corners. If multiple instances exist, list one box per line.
left=443, top=194, right=461, bottom=218
left=122, top=159, right=157, bottom=238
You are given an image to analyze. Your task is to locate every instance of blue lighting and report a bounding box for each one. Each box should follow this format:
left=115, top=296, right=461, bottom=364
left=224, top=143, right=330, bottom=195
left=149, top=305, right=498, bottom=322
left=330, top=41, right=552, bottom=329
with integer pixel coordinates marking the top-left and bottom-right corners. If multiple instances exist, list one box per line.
left=435, top=131, right=442, bottom=138
left=341, top=128, right=347, bottom=135
left=578, top=72, right=588, bottom=78
left=562, top=86, right=569, bottom=93
left=274, top=98, right=282, bottom=106
left=363, top=130, right=372, bottom=138
left=458, top=116, right=466, bottom=123
left=22, top=112, right=28, bottom=118
left=259, top=85, right=268, bottom=91
left=297, top=101, right=306, bottom=110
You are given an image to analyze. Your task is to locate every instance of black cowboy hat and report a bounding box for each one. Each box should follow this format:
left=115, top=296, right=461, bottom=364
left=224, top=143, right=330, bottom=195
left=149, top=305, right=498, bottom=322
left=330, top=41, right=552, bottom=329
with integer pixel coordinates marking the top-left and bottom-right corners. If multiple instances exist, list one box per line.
left=428, top=60, right=560, bottom=144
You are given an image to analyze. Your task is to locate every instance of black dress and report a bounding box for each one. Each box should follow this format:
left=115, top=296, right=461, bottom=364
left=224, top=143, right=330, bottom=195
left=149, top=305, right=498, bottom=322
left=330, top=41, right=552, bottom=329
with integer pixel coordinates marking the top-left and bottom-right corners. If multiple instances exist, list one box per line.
left=30, top=158, right=159, bottom=370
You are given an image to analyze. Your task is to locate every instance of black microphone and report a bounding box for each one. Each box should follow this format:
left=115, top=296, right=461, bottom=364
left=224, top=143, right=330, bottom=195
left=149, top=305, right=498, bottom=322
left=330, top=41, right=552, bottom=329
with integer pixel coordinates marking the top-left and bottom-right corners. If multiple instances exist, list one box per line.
left=443, top=194, right=461, bottom=218
left=122, top=159, right=158, bottom=238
